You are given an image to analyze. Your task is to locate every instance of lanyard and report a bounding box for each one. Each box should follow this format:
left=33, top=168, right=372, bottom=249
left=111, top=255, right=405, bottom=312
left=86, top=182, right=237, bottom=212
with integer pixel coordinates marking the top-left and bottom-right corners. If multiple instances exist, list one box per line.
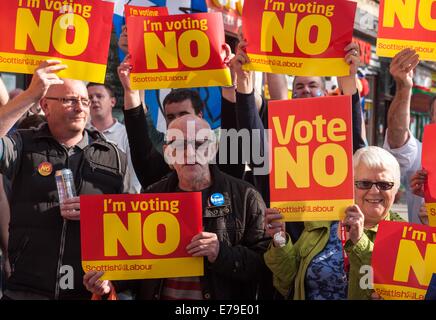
left=340, top=222, right=350, bottom=273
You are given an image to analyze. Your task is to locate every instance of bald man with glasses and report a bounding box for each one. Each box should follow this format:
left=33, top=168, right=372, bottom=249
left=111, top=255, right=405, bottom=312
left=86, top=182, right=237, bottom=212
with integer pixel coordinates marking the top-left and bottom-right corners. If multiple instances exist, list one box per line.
left=0, top=61, right=128, bottom=300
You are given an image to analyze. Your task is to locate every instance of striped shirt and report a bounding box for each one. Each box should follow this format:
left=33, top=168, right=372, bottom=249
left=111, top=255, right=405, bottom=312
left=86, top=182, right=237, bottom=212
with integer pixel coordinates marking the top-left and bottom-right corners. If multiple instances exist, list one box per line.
left=161, top=277, right=203, bottom=300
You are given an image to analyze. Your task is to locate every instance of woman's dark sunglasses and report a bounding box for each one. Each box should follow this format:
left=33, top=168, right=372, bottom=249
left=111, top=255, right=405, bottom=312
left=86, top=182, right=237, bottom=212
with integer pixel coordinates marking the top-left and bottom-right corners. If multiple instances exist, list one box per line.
left=354, top=181, right=395, bottom=191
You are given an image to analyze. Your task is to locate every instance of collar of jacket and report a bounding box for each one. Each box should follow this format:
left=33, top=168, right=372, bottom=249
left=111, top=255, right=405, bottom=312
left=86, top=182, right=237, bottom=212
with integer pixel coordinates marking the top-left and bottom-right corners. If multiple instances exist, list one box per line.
left=364, top=210, right=402, bottom=233
left=302, top=209, right=402, bottom=233
left=31, top=123, right=111, bottom=150
left=163, top=164, right=224, bottom=192
left=304, top=221, right=331, bottom=232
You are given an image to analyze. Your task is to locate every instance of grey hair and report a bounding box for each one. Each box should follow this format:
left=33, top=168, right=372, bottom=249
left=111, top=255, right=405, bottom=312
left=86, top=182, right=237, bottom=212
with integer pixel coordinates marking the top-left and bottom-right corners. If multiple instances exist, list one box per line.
left=353, top=146, right=401, bottom=191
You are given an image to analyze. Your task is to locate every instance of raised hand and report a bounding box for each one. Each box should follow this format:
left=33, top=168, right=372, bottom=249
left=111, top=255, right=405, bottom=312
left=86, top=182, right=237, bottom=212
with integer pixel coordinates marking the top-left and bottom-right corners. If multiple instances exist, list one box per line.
left=410, top=169, right=427, bottom=198
left=27, top=60, right=67, bottom=101
left=117, top=54, right=133, bottom=91
left=389, top=48, right=419, bottom=89
left=344, top=42, right=361, bottom=76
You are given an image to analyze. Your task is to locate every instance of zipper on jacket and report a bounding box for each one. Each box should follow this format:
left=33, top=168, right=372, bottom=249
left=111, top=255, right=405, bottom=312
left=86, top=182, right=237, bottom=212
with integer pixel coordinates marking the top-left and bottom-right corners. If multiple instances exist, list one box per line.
left=113, top=143, right=122, bottom=176
left=155, top=280, right=165, bottom=300
left=54, top=146, right=70, bottom=300
left=54, top=219, right=68, bottom=299
left=109, top=141, right=124, bottom=192
left=10, top=236, right=29, bottom=273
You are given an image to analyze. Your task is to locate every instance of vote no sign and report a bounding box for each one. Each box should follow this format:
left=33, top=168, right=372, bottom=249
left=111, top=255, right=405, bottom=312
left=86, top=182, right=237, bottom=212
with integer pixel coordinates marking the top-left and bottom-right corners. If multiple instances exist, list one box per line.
left=377, top=0, right=436, bottom=61
left=80, top=193, right=203, bottom=281
left=268, top=95, right=354, bottom=221
left=127, top=12, right=231, bottom=90
left=242, top=0, right=356, bottom=76
left=0, top=0, right=114, bottom=83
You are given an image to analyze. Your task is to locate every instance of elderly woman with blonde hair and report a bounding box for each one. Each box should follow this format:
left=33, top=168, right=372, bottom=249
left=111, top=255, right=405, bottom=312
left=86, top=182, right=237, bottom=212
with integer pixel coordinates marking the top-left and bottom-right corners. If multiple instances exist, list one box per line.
left=264, top=146, right=404, bottom=300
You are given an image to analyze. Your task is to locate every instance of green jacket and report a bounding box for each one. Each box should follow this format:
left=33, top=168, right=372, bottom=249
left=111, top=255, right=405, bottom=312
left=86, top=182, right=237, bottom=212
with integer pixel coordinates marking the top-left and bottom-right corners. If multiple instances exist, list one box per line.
left=264, top=211, right=404, bottom=300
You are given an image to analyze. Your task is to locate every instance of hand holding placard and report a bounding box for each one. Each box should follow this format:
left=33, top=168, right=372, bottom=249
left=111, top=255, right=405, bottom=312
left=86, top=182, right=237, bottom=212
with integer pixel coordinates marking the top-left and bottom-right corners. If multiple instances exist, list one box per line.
left=419, top=204, right=429, bottom=226
left=232, top=40, right=254, bottom=94
left=389, top=49, right=420, bottom=90
left=410, top=169, right=427, bottom=198
left=264, top=208, right=286, bottom=246
left=83, top=271, right=111, bottom=296
left=186, top=232, right=220, bottom=263
left=27, top=60, right=66, bottom=101
left=343, top=205, right=364, bottom=244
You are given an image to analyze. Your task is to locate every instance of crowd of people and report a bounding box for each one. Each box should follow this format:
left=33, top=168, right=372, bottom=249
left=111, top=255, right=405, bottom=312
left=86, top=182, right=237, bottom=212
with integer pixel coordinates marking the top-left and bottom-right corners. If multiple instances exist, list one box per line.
left=0, top=20, right=434, bottom=301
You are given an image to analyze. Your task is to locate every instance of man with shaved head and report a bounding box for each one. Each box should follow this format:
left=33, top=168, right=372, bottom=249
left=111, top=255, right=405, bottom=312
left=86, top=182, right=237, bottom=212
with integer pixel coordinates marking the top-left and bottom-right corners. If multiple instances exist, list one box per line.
left=163, top=115, right=216, bottom=192
left=0, top=61, right=127, bottom=300
left=84, top=114, right=269, bottom=300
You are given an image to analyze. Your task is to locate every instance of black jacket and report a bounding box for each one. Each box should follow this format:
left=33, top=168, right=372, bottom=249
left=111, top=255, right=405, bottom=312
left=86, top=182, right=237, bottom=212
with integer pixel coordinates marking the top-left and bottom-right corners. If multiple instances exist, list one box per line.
left=3, top=124, right=126, bottom=300
left=119, top=165, right=269, bottom=300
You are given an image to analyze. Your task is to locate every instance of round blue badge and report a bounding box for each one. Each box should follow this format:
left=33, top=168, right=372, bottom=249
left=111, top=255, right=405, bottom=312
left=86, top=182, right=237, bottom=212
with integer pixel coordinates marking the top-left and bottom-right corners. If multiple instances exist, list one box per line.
left=210, top=193, right=225, bottom=206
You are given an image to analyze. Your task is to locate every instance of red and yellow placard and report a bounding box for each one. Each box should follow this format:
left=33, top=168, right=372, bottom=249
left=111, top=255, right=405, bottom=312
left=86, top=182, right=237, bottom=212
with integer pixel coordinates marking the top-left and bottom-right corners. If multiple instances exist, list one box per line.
left=422, top=124, right=436, bottom=227
left=127, top=12, right=231, bottom=90
left=268, top=95, right=354, bottom=221
left=81, top=193, right=203, bottom=280
left=373, top=221, right=436, bottom=300
left=0, top=0, right=114, bottom=83
left=242, top=0, right=356, bottom=76
left=124, top=4, right=168, bottom=18
left=377, top=0, right=436, bottom=60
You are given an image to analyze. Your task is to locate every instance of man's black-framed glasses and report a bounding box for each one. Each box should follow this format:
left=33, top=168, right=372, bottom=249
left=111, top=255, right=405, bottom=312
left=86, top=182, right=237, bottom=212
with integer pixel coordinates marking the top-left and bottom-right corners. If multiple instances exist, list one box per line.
left=354, top=181, right=395, bottom=191
left=45, top=97, right=91, bottom=108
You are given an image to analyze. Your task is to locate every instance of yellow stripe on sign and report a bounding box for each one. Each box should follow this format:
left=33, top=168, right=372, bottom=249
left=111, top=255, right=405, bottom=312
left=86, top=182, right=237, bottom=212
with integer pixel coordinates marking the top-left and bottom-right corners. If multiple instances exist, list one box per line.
left=270, top=199, right=354, bottom=222
left=376, top=38, right=436, bottom=61
left=243, top=54, right=349, bottom=76
left=82, top=257, right=204, bottom=281
left=425, top=202, right=436, bottom=227
left=373, top=283, right=426, bottom=300
left=130, top=68, right=232, bottom=90
left=0, top=52, right=107, bottom=83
